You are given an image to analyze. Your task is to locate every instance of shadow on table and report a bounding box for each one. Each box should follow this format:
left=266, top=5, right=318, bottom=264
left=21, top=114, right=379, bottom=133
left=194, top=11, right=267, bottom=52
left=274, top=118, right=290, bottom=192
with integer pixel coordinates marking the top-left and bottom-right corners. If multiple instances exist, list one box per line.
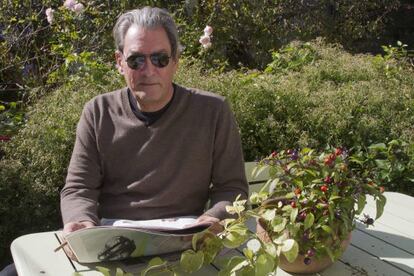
left=356, top=222, right=414, bottom=256
left=354, top=222, right=414, bottom=275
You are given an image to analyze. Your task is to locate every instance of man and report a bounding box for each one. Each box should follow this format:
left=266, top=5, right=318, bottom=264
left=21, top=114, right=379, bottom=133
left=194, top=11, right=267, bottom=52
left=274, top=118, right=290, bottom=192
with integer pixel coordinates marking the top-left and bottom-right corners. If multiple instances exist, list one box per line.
left=60, top=6, right=248, bottom=238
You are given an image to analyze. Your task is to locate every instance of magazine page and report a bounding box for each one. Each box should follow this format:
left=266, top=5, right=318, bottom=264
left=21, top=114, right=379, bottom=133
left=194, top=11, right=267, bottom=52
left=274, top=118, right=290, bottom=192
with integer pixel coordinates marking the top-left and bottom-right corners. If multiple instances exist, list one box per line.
left=64, top=216, right=212, bottom=263
left=100, top=216, right=212, bottom=233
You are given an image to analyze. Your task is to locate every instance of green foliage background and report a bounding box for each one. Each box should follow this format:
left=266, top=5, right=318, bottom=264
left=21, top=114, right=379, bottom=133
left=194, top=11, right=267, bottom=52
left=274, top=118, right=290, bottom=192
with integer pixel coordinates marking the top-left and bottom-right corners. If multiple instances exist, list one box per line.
left=1, top=0, right=414, bottom=269
left=1, top=39, right=414, bottom=266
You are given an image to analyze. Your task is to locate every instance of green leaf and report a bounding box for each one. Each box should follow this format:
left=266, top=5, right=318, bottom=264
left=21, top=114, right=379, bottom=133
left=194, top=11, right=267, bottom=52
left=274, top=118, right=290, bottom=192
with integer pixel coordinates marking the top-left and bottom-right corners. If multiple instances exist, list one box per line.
left=321, top=225, right=333, bottom=233
left=272, top=217, right=287, bottom=233
left=290, top=207, right=298, bottom=222
left=96, top=266, right=110, bottom=276
left=304, top=213, right=314, bottom=230
left=201, top=236, right=222, bottom=264
left=376, top=194, right=387, bottom=219
left=141, top=257, right=167, bottom=276
left=325, top=246, right=335, bottom=262
left=281, top=239, right=299, bottom=263
left=357, top=194, right=366, bottom=214
left=252, top=164, right=269, bottom=179
left=329, top=195, right=342, bottom=201
left=223, top=257, right=249, bottom=275
left=264, top=242, right=277, bottom=258
left=192, top=231, right=204, bottom=250
left=180, top=250, right=204, bottom=273
left=262, top=209, right=276, bottom=221
left=116, top=268, right=125, bottom=276
left=222, top=232, right=247, bottom=248
left=255, top=254, right=276, bottom=276
left=243, top=248, right=254, bottom=260
left=369, top=143, right=387, bottom=151
left=374, top=159, right=388, bottom=169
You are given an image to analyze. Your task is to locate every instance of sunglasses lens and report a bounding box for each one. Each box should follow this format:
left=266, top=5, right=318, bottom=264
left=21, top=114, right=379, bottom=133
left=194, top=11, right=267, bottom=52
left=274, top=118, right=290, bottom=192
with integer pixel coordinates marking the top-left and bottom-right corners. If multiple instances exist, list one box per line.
left=151, top=53, right=170, bottom=68
left=125, top=53, right=170, bottom=70
left=126, top=55, right=145, bottom=70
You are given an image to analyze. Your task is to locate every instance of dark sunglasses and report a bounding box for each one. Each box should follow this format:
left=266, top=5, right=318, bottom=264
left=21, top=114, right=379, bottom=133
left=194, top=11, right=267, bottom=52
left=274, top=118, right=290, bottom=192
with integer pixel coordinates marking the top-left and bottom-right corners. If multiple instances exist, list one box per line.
left=125, top=52, right=171, bottom=70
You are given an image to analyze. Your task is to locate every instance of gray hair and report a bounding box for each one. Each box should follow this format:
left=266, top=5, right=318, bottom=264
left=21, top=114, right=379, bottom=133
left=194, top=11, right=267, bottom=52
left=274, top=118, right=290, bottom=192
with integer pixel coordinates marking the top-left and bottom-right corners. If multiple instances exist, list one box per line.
left=113, top=7, right=180, bottom=60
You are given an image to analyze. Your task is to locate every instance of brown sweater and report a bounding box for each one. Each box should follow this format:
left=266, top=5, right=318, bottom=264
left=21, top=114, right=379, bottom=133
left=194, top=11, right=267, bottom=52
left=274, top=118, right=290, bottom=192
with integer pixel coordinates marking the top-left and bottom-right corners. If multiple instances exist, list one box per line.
left=60, top=84, right=248, bottom=225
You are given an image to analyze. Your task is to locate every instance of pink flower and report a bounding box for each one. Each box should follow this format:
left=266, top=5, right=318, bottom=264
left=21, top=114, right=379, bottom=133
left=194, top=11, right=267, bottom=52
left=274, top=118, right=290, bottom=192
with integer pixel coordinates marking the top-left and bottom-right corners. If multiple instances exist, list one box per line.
left=204, top=25, right=213, bottom=36
left=45, top=8, right=54, bottom=24
left=199, top=34, right=211, bottom=45
left=202, top=42, right=212, bottom=49
left=63, top=0, right=77, bottom=10
left=73, top=3, right=84, bottom=14
left=199, top=34, right=212, bottom=49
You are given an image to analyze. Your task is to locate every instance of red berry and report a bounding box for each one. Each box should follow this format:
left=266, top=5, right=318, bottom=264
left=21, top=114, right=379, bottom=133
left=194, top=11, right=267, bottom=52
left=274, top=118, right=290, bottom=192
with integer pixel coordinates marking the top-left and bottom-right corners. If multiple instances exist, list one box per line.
left=290, top=201, right=296, bottom=208
left=324, top=176, right=332, bottom=184
left=271, top=151, right=277, bottom=157
left=335, top=148, right=343, bottom=156
left=306, top=248, right=315, bottom=257
left=287, top=149, right=293, bottom=155
left=320, top=185, right=328, bottom=192
left=324, top=154, right=335, bottom=167
left=304, top=257, right=311, bottom=265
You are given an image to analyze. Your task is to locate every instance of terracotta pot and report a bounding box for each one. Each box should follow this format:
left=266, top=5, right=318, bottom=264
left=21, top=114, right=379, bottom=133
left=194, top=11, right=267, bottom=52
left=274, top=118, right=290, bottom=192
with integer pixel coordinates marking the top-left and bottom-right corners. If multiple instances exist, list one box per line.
left=256, top=219, right=352, bottom=274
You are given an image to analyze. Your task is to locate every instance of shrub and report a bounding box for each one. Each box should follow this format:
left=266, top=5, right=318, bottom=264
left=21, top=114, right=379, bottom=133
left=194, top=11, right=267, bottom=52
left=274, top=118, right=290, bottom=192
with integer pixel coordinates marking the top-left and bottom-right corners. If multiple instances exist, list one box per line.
left=176, top=40, right=414, bottom=161
left=0, top=72, right=123, bottom=266
left=0, top=0, right=408, bottom=90
left=1, top=39, right=414, bottom=266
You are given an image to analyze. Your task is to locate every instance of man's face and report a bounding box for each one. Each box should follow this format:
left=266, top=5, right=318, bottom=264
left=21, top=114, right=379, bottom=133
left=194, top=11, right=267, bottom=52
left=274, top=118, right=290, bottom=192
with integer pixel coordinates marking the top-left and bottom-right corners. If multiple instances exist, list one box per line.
left=116, top=25, right=178, bottom=112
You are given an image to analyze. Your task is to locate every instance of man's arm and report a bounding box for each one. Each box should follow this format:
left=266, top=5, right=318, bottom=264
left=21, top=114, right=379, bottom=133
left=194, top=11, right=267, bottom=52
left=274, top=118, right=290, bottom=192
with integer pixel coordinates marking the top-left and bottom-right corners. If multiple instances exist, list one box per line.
left=203, top=99, right=248, bottom=220
left=60, top=101, right=103, bottom=227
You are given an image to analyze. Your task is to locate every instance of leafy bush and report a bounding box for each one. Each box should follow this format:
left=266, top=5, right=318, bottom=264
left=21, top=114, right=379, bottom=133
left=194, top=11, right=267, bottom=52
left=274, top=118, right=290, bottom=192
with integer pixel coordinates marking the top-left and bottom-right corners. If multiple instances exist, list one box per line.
left=351, top=140, right=414, bottom=196
left=0, top=0, right=408, bottom=90
left=1, top=39, right=414, bottom=266
left=0, top=72, right=123, bottom=266
left=176, top=40, right=414, bottom=161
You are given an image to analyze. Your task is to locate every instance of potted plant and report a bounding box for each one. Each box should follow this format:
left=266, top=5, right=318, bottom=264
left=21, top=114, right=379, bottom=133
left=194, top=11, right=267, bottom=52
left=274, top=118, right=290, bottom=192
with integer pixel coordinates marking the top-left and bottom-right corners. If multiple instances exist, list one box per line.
left=141, top=147, right=387, bottom=275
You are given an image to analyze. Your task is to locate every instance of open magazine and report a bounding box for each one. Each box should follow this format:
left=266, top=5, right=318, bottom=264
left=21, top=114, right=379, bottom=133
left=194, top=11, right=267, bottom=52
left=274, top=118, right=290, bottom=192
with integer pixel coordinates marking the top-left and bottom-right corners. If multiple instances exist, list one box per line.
left=62, top=216, right=212, bottom=263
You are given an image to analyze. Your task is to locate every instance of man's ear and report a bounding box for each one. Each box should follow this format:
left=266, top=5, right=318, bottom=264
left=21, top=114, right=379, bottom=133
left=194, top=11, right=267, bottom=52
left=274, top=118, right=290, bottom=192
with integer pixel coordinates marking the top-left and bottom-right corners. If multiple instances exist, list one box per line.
left=115, top=50, right=124, bottom=75
left=172, top=57, right=179, bottom=74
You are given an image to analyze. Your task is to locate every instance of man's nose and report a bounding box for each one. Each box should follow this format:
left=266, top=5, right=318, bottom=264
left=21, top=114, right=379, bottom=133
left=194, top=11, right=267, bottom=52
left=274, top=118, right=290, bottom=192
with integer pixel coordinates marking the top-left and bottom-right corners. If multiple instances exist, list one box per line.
left=140, top=57, right=156, bottom=76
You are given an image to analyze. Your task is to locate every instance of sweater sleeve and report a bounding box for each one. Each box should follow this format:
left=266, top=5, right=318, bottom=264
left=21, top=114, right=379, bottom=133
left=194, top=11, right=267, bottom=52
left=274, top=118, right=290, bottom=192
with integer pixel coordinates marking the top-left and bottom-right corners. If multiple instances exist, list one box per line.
left=204, top=99, right=249, bottom=220
left=60, top=101, right=103, bottom=225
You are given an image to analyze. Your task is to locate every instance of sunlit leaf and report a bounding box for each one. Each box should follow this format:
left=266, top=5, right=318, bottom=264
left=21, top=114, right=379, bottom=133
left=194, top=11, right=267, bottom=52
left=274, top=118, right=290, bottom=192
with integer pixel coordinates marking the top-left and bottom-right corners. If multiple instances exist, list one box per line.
left=180, top=250, right=204, bottom=273
left=376, top=194, right=387, bottom=219
left=255, top=253, right=276, bottom=276
left=281, top=239, right=299, bottom=263
left=304, top=213, right=314, bottom=230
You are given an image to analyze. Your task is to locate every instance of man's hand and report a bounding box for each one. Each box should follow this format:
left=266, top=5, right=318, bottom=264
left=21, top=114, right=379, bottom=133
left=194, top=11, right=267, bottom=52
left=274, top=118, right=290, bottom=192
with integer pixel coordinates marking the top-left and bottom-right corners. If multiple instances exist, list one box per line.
left=62, top=221, right=95, bottom=261
left=63, top=221, right=95, bottom=235
left=196, top=214, right=220, bottom=225
left=196, top=214, right=223, bottom=234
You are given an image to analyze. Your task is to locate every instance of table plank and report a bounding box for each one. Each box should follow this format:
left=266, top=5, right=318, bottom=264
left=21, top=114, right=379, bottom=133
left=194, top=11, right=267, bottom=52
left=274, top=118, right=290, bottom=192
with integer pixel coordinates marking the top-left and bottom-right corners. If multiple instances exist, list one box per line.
left=341, top=245, right=413, bottom=276
left=351, top=227, right=414, bottom=274
left=11, top=232, right=76, bottom=275
left=365, top=193, right=414, bottom=224
left=382, top=192, right=414, bottom=209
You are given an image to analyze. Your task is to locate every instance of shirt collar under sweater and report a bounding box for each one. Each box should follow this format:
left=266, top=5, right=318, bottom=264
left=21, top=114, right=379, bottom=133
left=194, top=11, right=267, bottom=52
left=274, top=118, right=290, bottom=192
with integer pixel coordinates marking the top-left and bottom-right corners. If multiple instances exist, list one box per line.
left=126, top=84, right=176, bottom=126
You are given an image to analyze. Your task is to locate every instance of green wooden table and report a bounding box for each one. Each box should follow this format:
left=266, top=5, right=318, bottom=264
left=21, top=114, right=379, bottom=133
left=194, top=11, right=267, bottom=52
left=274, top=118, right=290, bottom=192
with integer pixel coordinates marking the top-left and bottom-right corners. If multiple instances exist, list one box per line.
left=11, top=191, right=414, bottom=275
